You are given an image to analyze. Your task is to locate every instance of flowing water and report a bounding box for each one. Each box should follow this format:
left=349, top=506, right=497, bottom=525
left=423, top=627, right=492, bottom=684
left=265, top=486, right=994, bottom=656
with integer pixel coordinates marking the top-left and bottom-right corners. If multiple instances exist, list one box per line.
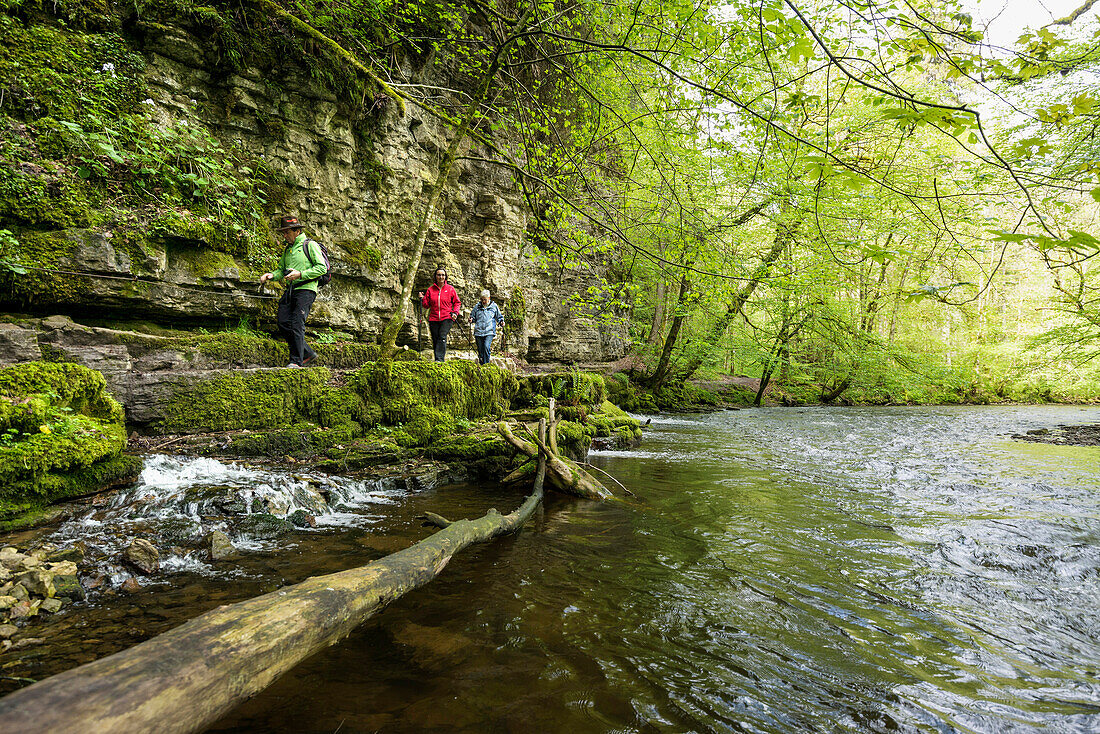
left=4, top=405, right=1100, bottom=733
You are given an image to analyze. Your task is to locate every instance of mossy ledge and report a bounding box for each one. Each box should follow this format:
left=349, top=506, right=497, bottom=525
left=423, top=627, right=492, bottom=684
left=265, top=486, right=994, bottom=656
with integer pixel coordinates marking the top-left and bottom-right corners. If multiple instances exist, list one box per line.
left=151, top=363, right=640, bottom=476
left=0, top=362, right=139, bottom=520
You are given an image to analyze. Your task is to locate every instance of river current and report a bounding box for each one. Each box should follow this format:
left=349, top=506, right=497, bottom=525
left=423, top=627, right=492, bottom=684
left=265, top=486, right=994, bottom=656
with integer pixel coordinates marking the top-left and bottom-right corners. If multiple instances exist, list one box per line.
left=7, top=405, right=1100, bottom=732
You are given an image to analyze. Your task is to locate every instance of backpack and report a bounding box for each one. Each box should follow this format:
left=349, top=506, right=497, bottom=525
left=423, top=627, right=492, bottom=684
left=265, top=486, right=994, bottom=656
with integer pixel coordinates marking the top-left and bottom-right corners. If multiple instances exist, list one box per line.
left=301, top=239, right=332, bottom=288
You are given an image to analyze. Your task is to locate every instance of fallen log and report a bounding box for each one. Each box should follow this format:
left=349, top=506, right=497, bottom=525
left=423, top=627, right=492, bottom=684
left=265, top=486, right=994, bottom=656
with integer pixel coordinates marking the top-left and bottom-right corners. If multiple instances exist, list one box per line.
left=497, top=421, right=612, bottom=501
left=0, top=435, right=548, bottom=734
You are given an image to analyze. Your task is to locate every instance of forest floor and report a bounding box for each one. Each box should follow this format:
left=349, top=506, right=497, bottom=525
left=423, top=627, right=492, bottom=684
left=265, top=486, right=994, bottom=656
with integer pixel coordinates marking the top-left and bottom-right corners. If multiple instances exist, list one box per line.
left=1011, top=424, right=1100, bottom=447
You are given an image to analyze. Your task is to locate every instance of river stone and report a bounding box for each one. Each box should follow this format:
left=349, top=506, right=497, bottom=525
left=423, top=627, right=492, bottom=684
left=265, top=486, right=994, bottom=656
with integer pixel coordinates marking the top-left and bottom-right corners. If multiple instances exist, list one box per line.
left=157, top=517, right=204, bottom=546
left=16, top=570, right=55, bottom=598
left=0, top=596, right=16, bottom=610
left=46, top=561, right=78, bottom=577
left=122, top=539, right=160, bottom=575
left=206, top=531, right=236, bottom=561
left=53, top=575, right=86, bottom=602
left=236, top=514, right=293, bottom=540
left=0, top=551, right=27, bottom=571
left=47, top=546, right=85, bottom=564
left=287, top=509, right=315, bottom=528
left=8, top=584, right=28, bottom=602
left=8, top=600, right=38, bottom=619
left=0, top=624, right=17, bottom=638
left=40, top=597, right=63, bottom=614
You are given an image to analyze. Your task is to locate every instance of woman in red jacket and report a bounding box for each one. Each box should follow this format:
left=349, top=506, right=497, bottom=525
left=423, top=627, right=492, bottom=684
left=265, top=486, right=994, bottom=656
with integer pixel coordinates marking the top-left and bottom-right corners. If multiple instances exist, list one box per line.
left=419, top=267, right=462, bottom=361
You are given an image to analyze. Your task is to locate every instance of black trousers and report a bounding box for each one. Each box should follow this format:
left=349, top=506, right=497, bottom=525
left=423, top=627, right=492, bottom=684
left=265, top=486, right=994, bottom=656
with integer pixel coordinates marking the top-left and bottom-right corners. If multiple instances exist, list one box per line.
left=277, top=287, right=317, bottom=365
left=428, top=319, right=452, bottom=362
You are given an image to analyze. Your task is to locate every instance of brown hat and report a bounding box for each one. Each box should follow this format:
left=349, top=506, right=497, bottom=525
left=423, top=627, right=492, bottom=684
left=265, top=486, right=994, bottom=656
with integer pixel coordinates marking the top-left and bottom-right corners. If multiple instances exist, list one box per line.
left=275, top=215, right=305, bottom=231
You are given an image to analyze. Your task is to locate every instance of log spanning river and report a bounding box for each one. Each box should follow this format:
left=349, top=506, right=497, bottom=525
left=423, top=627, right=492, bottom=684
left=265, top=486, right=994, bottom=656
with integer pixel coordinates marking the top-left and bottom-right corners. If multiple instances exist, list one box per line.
left=5, top=405, right=1100, bottom=732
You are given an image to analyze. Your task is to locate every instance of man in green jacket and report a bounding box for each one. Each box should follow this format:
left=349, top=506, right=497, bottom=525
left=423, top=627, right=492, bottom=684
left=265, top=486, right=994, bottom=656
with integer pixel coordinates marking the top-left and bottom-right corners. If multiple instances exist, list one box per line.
left=260, top=215, right=328, bottom=367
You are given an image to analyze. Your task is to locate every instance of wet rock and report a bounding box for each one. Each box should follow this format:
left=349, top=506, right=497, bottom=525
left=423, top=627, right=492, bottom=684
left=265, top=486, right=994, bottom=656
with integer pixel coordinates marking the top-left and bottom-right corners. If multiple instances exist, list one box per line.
left=287, top=509, right=316, bottom=528
left=0, top=596, right=17, bottom=610
left=0, top=624, right=17, bottom=639
left=40, top=597, right=63, bottom=614
left=15, top=569, right=55, bottom=598
left=122, top=539, right=161, bottom=575
left=53, top=575, right=87, bottom=602
left=8, top=599, right=39, bottom=619
left=121, top=577, right=142, bottom=593
left=206, top=531, right=236, bottom=561
left=236, top=514, right=293, bottom=540
left=262, top=496, right=291, bottom=516
left=46, top=545, right=85, bottom=564
left=47, top=561, right=78, bottom=577
left=157, top=517, right=204, bottom=547
left=8, top=584, right=29, bottom=602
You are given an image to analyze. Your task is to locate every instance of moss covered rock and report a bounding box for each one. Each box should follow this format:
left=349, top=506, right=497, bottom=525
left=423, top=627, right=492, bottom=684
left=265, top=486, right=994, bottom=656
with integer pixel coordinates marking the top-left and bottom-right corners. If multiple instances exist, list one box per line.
left=0, top=361, right=136, bottom=519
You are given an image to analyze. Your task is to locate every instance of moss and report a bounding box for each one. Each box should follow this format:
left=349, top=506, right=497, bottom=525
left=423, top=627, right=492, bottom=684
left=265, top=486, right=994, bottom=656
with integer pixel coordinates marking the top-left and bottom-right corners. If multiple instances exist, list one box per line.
left=427, top=429, right=516, bottom=476
left=6, top=229, right=90, bottom=305
left=158, top=367, right=330, bottom=433
left=357, top=153, right=388, bottom=192
left=316, top=387, right=366, bottom=433
left=604, top=372, right=658, bottom=413
left=350, top=361, right=517, bottom=428
left=335, top=240, right=382, bottom=271
left=189, top=330, right=286, bottom=367
left=227, top=421, right=353, bottom=459
left=508, top=287, right=526, bottom=328
left=514, top=371, right=606, bottom=409
left=0, top=362, right=132, bottom=520
left=313, top=342, right=383, bottom=369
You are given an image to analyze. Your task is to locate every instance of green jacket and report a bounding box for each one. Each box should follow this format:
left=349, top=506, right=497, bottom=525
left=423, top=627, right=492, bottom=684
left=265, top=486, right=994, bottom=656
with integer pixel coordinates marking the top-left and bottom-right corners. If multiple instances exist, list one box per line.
left=272, top=233, right=327, bottom=293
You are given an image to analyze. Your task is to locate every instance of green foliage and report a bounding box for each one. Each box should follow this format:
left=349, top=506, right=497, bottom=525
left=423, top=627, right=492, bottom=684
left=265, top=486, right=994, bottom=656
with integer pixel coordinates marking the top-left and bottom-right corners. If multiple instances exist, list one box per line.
left=514, top=371, right=606, bottom=408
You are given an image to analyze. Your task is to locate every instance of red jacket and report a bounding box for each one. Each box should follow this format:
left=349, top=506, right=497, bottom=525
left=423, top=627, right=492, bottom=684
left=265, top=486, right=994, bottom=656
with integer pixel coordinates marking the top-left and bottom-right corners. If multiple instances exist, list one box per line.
left=422, top=283, right=461, bottom=321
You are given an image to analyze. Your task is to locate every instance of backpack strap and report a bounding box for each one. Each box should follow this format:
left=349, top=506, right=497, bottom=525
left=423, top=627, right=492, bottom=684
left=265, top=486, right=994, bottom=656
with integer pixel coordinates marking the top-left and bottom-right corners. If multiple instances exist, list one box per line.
left=295, top=240, right=320, bottom=288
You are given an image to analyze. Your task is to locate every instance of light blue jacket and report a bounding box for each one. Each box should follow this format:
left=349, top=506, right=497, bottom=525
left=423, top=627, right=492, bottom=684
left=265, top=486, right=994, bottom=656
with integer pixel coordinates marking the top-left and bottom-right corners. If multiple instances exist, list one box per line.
left=469, top=301, right=504, bottom=337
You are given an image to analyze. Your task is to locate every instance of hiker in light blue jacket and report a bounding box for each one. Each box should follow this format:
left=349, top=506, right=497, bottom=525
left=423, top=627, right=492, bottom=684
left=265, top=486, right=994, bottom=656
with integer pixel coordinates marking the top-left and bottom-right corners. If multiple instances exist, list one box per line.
left=468, top=289, right=505, bottom=365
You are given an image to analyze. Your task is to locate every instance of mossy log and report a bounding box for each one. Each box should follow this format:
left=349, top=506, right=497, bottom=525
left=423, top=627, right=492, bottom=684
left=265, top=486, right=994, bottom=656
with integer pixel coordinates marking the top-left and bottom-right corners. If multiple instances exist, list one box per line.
left=497, top=422, right=612, bottom=501
left=0, top=470, right=546, bottom=733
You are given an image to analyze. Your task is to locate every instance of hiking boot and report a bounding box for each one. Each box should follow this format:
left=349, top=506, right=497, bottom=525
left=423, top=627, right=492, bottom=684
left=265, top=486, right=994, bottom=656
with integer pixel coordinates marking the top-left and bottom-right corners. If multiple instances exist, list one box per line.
left=286, top=363, right=303, bottom=369
left=302, top=354, right=317, bottom=367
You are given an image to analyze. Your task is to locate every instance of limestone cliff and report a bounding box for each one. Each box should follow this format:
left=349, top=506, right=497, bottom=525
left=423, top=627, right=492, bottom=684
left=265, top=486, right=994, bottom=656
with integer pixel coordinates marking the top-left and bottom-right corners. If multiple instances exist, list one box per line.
left=0, top=11, right=625, bottom=363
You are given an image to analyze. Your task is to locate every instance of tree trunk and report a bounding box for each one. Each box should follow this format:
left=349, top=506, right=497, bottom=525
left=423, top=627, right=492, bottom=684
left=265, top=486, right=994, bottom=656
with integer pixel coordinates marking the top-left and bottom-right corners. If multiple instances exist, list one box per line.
left=678, top=201, right=799, bottom=381
left=647, top=269, right=692, bottom=392
left=0, top=454, right=548, bottom=733
left=497, top=422, right=612, bottom=500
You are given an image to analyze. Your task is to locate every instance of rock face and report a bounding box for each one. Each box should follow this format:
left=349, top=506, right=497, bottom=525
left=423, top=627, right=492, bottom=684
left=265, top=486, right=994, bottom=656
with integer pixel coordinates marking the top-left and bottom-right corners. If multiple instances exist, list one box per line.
left=3, top=24, right=625, bottom=364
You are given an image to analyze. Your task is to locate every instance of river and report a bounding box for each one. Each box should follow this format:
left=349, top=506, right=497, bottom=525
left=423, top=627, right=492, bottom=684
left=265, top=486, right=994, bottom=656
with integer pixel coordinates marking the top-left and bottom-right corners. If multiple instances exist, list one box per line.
left=7, top=405, right=1100, bottom=732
